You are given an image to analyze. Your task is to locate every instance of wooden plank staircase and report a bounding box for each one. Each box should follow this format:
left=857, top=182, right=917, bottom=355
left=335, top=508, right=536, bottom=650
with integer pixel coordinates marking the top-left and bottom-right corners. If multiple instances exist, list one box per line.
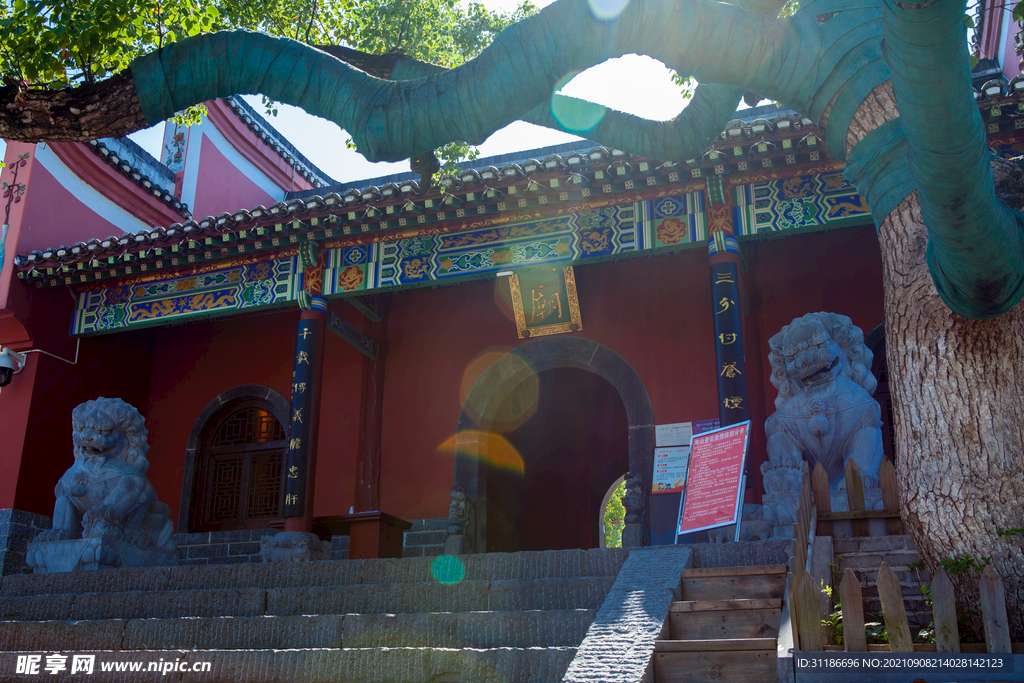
left=654, top=564, right=787, bottom=683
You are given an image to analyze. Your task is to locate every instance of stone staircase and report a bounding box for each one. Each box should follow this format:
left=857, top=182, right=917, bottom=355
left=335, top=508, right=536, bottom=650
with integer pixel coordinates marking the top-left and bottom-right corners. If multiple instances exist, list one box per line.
left=654, top=564, right=787, bottom=683
left=0, top=548, right=627, bottom=682
left=832, top=535, right=930, bottom=630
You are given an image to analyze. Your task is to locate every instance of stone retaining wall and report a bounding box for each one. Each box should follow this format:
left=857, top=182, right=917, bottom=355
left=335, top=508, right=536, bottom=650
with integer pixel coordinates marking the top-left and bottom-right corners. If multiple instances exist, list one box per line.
left=0, top=510, right=52, bottom=576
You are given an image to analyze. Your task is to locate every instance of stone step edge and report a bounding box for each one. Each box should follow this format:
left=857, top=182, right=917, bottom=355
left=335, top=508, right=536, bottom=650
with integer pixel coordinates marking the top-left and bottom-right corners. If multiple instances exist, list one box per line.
left=0, top=547, right=630, bottom=597
left=0, top=575, right=610, bottom=600
left=0, top=607, right=597, bottom=624
left=0, top=646, right=580, bottom=653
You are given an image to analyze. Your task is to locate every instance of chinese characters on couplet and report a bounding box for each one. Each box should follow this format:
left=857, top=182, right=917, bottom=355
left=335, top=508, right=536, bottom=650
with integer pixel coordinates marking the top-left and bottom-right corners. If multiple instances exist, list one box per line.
left=723, top=396, right=744, bottom=410
left=285, top=319, right=318, bottom=517
left=720, top=362, right=742, bottom=378
left=710, top=261, right=749, bottom=425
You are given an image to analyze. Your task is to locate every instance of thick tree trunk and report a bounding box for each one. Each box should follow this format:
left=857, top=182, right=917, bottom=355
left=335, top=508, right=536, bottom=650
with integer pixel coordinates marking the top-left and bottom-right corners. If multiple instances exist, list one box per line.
left=880, top=195, right=1024, bottom=641
left=850, top=87, right=1024, bottom=641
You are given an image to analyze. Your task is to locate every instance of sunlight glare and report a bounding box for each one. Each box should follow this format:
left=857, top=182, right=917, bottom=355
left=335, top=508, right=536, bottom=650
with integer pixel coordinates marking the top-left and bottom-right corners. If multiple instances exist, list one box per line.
left=437, top=430, right=526, bottom=474
left=588, top=0, right=630, bottom=21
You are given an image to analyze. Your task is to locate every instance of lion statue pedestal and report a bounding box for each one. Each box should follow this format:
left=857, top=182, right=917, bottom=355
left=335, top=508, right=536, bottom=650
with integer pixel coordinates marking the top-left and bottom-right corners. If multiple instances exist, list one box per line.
left=760, top=313, right=885, bottom=536
left=26, top=398, right=176, bottom=573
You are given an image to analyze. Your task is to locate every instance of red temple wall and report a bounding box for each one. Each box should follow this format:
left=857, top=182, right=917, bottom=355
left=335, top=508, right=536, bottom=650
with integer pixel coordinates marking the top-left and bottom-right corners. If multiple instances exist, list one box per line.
left=12, top=286, right=155, bottom=515
left=377, top=224, right=885, bottom=522
left=188, top=135, right=279, bottom=221
left=142, top=306, right=368, bottom=527
left=747, top=225, right=886, bottom=422
left=14, top=160, right=123, bottom=256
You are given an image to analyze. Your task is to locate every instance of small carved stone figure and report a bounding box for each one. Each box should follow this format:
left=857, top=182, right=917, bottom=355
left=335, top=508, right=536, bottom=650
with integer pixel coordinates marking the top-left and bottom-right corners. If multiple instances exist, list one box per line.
left=27, top=398, right=176, bottom=572
left=622, top=472, right=645, bottom=525
left=446, top=486, right=473, bottom=536
left=443, top=486, right=474, bottom=555
left=761, top=313, right=884, bottom=525
left=620, top=471, right=647, bottom=547
left=260, top=531, right=330, bottom=562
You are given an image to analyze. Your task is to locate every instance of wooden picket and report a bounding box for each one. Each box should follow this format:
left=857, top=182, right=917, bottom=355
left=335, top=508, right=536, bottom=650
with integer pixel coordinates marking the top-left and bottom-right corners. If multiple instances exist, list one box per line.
left=844, top=459, right=869, bottom=537
left=838, top=568, right=866, bottom=652
left=876, top=562, right=913, bottom=652
left=813, top=457, right=903, bottom=535
left=791, top=557, right=1022, bottom=654
left=931, top=568, right=959, bottom=652
left=786, top=458, right=1020, bottom=655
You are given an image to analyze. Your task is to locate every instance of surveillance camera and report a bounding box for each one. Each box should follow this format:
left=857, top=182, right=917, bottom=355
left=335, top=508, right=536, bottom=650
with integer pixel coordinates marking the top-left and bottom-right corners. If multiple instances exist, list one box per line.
left=0, top=348, right=26, bottom=388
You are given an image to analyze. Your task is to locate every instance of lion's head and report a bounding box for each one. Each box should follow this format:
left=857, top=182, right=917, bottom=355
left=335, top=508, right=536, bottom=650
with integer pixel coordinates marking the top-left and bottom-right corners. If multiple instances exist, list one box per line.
left=71, top=398, right=150, bottom=473
left=768, top=313, right=876, bottom=410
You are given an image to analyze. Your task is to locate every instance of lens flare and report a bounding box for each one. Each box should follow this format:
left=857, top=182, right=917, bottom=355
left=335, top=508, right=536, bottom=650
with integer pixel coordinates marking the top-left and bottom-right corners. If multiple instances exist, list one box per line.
left=437, top=430, right=525, bottom=474
left=431, top=555, right=466, bottom=584
left=550, top=93, right=606, bottom=135
left=460, top=350, right=539, bottom=432
left=588, top=0, right=629, bottom=20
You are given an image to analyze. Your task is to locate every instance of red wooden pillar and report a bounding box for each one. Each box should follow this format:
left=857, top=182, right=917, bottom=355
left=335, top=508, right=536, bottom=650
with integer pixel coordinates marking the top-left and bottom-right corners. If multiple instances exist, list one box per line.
left=356, top=303, right=388, bottom=513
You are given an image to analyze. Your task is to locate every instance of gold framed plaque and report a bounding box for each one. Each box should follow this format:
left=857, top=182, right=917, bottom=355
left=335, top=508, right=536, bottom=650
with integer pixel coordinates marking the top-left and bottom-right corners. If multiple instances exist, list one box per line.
left=507, top=265, right=582, bottom=339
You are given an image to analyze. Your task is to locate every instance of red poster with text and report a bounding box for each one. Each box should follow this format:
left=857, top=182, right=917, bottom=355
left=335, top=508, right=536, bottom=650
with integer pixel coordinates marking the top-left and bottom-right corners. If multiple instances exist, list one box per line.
left=677, top=421, right=749, bottom=535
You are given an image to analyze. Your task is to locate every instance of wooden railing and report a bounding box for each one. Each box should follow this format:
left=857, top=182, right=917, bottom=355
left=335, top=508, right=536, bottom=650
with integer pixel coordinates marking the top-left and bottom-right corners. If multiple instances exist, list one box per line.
left=813, top=458, right=903, bottom=537
left=785, top=458, right=1022, bottom=654
left=793, top=560, right=1022, bottom=653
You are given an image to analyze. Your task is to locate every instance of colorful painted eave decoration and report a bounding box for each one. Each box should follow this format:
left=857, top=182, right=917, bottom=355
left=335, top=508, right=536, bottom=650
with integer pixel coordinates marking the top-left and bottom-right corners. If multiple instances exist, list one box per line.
left=67, top=169, right=873, bottom=336
left=71, top=257, right=300, bottom=336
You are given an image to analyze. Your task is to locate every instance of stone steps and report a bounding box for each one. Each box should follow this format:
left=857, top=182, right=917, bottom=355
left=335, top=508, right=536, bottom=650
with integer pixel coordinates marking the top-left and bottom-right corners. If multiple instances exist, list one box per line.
left=0, top=576, right=615, bottom=622
left=0, top=646, right=578, bottom=683
left=0, top=609, right=595, bottom=651
left=0, top=549, right=629, bottom=682
left=832, top=535, right=932, bottom=629
left=0, top=548, right=627, bottom=597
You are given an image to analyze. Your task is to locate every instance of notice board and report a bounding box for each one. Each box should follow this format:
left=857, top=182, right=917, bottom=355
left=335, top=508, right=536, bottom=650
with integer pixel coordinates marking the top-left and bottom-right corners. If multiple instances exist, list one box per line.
left=649, top=419, right=719, bottom=545
left=677, top=421, right=750, bottom=536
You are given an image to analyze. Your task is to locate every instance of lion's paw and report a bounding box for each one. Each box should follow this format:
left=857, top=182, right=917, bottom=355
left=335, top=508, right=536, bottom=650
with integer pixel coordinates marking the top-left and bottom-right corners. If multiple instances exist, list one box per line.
left=35, top=529, right=73, bottom=543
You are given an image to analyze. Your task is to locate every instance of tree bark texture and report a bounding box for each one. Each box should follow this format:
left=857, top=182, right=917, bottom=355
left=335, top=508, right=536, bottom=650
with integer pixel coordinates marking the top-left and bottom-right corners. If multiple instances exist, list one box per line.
left=849, top=83, right=1024, bottom=641
left=879, top=194, right=1024, bottom=641
left=0, top=71, right=146, bottom=143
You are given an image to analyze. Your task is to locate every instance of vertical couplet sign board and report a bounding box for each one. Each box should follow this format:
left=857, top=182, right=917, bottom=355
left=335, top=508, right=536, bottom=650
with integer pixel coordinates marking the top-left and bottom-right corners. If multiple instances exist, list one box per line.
left=676, top=421, right=750, bottom=536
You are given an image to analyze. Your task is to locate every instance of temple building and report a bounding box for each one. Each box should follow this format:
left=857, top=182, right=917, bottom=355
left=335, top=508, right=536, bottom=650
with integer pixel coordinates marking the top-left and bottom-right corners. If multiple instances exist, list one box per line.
left=1, top=51, right=1022, bottom=570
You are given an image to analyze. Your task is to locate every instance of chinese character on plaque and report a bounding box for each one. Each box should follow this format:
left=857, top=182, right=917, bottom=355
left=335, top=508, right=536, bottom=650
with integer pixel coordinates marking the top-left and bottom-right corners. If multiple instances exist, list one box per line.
left=507, top=266, right=583, bottom=339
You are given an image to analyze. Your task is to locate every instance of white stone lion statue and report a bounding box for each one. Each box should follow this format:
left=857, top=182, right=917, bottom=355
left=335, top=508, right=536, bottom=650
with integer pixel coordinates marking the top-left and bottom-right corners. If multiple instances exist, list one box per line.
left=763, top=313, right=884, bottom=498
left=35, top=397, right=175, bottom=553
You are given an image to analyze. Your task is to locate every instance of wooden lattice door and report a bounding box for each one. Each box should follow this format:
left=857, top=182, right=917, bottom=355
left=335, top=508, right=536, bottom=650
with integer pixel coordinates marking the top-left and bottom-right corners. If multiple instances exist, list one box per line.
left=194, top=399, right=287, bottom=531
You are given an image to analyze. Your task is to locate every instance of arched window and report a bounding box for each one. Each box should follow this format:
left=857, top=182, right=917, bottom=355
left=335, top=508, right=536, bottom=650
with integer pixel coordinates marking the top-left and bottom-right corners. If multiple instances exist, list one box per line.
left=192, top=398, right=288, bottom=531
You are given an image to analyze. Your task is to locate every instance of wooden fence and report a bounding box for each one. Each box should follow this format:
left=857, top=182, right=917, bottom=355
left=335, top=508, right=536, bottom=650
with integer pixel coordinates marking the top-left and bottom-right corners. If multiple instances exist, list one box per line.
left=786, top=459, right=1022, bottom=654
left=812, top=458, right=903, bottom=537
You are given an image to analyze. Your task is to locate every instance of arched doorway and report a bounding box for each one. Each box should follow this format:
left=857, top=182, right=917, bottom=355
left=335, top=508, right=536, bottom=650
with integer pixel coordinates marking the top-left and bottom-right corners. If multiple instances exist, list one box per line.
left=454, top=336, right=654, bottom=553
left=485, top=367, right=629, bottom=552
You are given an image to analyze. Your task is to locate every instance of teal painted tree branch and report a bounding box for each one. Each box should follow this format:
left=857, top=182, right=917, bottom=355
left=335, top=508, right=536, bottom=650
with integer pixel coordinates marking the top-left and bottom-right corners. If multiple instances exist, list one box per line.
left=881, top=0, right=1024, bottom=319
left=130, top=0, right=786, bottom=162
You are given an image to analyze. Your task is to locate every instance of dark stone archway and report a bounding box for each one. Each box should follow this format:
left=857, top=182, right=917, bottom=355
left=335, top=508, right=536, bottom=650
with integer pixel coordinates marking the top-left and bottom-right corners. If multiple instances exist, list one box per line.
left=178, top=384, right=289, bottom=533
left=453, top=336, right=655, bottom=552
